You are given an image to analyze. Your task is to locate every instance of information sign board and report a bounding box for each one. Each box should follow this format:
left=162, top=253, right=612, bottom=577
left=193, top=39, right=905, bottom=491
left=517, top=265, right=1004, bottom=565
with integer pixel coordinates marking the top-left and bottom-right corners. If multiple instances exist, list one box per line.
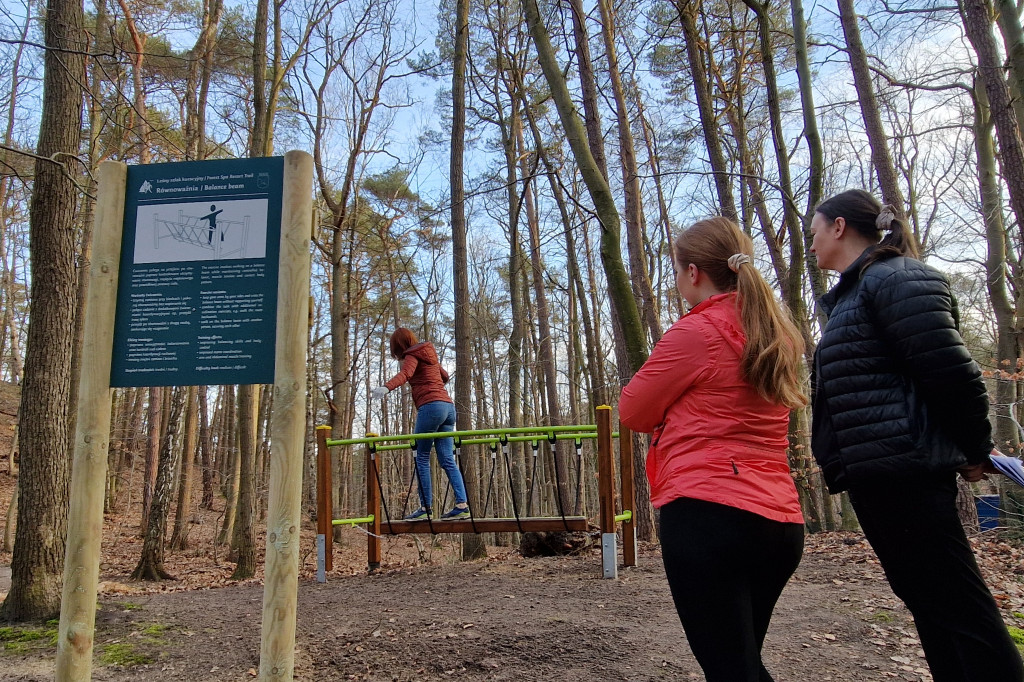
left=110, top=157, right=284, bottom=386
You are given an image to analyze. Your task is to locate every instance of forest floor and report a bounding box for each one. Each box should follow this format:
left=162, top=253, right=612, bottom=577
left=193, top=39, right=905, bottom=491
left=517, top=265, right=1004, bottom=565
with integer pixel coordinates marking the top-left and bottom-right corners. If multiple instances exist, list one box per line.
left=2, top=384, right=1024, bottom=680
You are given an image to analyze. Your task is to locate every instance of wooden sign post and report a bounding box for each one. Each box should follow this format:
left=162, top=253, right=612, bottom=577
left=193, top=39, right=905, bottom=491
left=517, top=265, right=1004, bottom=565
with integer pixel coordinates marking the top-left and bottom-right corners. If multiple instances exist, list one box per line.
left=55, top=161, right=127, bottom=681
left=54, top=151, right=313, bottom=681
left=257, top=150, right=313, bottom=681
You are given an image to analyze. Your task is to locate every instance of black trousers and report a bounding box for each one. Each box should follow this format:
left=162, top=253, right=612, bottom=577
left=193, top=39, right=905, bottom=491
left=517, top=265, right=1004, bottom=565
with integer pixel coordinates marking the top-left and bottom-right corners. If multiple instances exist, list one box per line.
left=849, top=473, right=1024, bottom=682
left=659, top=497, right=804, bottom=682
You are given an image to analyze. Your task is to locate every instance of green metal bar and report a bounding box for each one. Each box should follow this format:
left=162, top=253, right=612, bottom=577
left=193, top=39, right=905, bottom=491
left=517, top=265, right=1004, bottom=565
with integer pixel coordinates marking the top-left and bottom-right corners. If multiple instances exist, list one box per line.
left=326, top=423, right=600, bottom=447
left=332, top=514, right=374, bottom=526
left=614, top=510, right=632, bottom=523
left=349, top=432, right=616, bottom=453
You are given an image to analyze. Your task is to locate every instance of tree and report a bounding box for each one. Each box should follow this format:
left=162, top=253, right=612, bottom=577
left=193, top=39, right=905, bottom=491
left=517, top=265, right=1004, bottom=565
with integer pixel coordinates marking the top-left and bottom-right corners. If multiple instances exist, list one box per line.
left=521, top=0, right=647, bottom=376
left=0, top=0, right=87, bottom=621
left=132, top=386, right=187, bottom=580
left=169, top=386, right=199, bottom=550
left=962, top=0, right=1024, bottom=233
left=837, top=0, right=908, bottom=215
left=449, top=0, right=486, bottom=561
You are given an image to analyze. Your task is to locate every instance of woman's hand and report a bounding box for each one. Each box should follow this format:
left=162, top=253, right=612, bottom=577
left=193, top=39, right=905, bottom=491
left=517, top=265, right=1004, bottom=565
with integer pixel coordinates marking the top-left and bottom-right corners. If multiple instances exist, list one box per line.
left=370, top=386, right=388, bottom=401
left=958, top=452, right=999, bottom=482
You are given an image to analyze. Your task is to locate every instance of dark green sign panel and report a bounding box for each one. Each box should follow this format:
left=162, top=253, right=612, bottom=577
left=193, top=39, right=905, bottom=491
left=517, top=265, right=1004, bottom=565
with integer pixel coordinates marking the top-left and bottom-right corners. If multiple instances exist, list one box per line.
left=110, top=157, right=285, bottom=387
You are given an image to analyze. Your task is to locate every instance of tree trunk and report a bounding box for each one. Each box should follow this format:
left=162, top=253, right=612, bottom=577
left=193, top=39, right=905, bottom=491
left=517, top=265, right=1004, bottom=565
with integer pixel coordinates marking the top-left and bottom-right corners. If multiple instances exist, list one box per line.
left=450, top=0, right=485, bottom=561
left=141, top=386, right=162, bottom=534
left=994, top=0, right=1024, bottom=132
left=169, top=386, right=198, bottom=551
left=218, top=386, right=240, bottom=546
left=2, top=479, right=15, bottom=552
left=0, top=0, right=85, bottom=622
left=597, top=0, right=662, bottom=344
left=522, top=0, right=647, bottom=375
left=672, top=0, right=738, bottom=220
left=837, top=0, right=907, bottom=215
left=962, top=0, right=1024, bottom=241
left=975, top=82, right=1021, bottom=453
left=131, top=386, right=187, bottom=580
left=199, top=386, right=214, bottom=509
left=230, top=384, right=258, bottom=578
left=790, top=0, right=828, bottom=327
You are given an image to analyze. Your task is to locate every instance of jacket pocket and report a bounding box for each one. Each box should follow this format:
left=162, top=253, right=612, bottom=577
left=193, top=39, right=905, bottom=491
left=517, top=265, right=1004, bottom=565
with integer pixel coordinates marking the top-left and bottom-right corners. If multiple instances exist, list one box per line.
left=645, top=426, right=664, bottom=485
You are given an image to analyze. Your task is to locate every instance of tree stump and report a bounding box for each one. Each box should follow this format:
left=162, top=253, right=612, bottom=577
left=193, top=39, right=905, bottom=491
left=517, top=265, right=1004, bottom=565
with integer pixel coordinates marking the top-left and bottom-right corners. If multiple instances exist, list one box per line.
left=519, top=531, right=594, bottom=557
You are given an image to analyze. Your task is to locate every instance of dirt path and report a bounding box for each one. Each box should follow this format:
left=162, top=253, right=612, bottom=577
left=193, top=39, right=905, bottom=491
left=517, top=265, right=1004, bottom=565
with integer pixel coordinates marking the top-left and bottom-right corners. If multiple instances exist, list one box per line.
left=3, top=532, right=997, bottom=682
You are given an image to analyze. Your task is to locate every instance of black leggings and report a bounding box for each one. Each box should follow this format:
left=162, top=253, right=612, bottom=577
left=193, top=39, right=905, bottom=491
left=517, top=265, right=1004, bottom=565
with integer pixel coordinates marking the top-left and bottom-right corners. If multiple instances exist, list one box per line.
left=850, top=473, right=1024, bottom=682
left=659, top=497, right=804, bottom=682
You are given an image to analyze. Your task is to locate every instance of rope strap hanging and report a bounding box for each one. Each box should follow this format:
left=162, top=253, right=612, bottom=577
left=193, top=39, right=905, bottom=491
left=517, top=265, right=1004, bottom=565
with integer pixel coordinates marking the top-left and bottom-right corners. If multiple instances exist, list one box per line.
left=407, top=438, right=436, bottom=533
left=524, top=440, right=540, bottom=517
left=573, top=438, right=584, bottom=516
left=453, top=437, right=481, bottom=534
left=369, top=442, right=397, bottom=534
left=548, top=431, right=571, bottom=532
left=482, top=442, right=498, bottom=518
left=500, top=435, right=525, bottom=534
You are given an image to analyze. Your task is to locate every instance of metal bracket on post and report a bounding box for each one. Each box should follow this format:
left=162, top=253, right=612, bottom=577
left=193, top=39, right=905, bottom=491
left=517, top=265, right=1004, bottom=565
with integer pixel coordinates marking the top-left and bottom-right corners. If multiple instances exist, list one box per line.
left=602, top=532, right=618, bottom=579
left=316, top=534, right=326, bottom=583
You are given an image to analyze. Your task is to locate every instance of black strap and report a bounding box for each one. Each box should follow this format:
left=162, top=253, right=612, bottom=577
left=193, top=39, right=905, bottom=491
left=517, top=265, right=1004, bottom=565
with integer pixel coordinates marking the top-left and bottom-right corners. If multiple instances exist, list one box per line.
left=500, top=435, right=525, bottom=534
left=549, top=434, right=570, bottom=531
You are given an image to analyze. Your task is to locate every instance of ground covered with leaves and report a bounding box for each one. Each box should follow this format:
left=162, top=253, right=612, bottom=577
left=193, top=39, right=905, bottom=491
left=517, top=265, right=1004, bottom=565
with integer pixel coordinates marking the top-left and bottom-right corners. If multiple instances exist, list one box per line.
left=2, top=517, right=1024, bottom=681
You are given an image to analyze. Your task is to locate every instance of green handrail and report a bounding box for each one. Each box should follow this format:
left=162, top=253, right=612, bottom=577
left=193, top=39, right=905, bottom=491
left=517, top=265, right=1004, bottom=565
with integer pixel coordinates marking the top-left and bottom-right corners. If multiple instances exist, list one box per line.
left=332, top=514, right=375, bottom=526
left=326, top=423, right=600, bottom=447
left=614, top=510, right=632, bottom=523
left=366, top=432, right=614, bottom=452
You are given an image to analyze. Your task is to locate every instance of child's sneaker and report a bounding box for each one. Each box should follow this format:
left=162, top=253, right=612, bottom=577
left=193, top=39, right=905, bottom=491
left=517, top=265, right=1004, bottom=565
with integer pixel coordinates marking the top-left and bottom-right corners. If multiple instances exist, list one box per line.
left=441, top=506, right=470, bottom=520
left=404, top=507, right=431, bottom=521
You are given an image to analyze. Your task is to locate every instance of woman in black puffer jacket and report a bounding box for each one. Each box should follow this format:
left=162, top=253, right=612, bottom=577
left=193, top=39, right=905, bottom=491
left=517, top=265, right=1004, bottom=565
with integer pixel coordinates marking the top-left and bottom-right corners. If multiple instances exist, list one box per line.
left=811, top=189, right=1022, bottom=682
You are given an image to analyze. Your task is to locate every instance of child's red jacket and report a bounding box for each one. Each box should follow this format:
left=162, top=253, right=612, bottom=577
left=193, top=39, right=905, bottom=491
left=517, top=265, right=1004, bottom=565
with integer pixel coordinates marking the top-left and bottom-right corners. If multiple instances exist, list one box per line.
left=384, top=342, right=452, bottom=408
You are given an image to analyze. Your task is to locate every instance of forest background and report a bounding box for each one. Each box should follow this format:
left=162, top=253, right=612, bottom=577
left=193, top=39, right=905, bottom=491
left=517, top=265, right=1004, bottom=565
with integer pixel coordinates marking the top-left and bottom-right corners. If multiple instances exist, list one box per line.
left=0, top=0, right=1022, bottom=624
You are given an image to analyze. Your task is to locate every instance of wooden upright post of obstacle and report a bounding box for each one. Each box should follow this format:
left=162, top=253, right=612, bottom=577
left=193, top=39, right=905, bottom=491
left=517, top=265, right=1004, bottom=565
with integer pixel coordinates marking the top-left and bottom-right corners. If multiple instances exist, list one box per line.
left=56, top=161, right=127, bottom=681
left=596, top=405, right=617, bottom=579
left=366, top=436, right=381, bottom=571
left=619, top=425, right=636, bottom=568
left=259, top=150, right=314, bottom=682
left=315, top=426, right=332, bottom=581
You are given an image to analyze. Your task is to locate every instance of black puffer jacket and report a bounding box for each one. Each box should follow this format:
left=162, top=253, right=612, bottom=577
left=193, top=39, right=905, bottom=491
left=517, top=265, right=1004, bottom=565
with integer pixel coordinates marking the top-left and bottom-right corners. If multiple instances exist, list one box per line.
left=811, top=247, right=992, bottom=493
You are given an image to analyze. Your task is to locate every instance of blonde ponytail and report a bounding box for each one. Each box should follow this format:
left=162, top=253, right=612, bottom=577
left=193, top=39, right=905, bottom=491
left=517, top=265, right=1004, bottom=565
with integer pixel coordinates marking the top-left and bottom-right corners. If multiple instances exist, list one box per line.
left=735, top=267, right=807, bottom=408
left=674, top=217, right=807, bottom=408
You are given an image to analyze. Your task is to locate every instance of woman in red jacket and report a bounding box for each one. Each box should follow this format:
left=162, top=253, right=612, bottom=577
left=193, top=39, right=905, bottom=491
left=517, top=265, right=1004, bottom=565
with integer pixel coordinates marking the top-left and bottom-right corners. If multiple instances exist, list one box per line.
left=371, top=328, right=469, bottom=521
left=620, top=217, right=806, bottom=682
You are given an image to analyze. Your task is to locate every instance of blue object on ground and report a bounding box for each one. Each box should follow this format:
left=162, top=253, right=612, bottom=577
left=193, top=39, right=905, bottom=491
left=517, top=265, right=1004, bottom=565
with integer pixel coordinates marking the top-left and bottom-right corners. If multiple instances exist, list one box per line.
left=975, top=494, right=1001, bottom=531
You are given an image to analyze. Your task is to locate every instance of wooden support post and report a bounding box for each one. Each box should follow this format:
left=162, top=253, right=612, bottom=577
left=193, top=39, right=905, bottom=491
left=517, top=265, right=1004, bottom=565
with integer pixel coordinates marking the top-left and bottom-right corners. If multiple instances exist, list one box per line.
left=596, top=405, right=617, bottom=579
left=259, top=150, right=314, bottom=682
left=366, top=437, right=381, bottom=571
left=315, top=426, right=332, bottom=581
left=56, top=161, right=127, bottom=681
left=619, top=424, right=636, bottom=568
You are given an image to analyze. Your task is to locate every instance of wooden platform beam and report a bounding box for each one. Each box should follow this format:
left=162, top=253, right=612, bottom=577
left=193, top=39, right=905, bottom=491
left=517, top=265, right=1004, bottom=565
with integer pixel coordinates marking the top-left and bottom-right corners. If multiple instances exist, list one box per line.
left=366, top=516, right=590, bottom=534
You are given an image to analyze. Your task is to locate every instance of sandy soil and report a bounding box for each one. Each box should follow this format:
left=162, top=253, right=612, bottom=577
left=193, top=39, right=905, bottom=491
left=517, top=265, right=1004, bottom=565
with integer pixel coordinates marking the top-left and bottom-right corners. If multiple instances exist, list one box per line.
left=4, top=529, right=1017, bottom=682
left=1, top=380, right=1023, bottom=681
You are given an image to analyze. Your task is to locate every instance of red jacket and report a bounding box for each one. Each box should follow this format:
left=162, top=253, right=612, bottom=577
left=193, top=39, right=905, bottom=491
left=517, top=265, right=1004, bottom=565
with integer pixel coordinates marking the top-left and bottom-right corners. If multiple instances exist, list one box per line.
left=619, top=293, right=803, bottom=524
left=384, top=342, right=452, bottom=408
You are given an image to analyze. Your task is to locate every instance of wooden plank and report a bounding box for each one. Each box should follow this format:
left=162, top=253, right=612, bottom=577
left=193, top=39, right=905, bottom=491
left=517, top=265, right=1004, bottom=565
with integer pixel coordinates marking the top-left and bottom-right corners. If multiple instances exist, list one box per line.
left=378, top=516, right=589, bottom=535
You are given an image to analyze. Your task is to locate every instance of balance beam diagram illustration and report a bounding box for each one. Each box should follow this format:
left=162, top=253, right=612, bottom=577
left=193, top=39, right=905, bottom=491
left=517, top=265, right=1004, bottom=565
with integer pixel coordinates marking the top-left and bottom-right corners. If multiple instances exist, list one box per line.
left=153, top=207, right=252, bottom=260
